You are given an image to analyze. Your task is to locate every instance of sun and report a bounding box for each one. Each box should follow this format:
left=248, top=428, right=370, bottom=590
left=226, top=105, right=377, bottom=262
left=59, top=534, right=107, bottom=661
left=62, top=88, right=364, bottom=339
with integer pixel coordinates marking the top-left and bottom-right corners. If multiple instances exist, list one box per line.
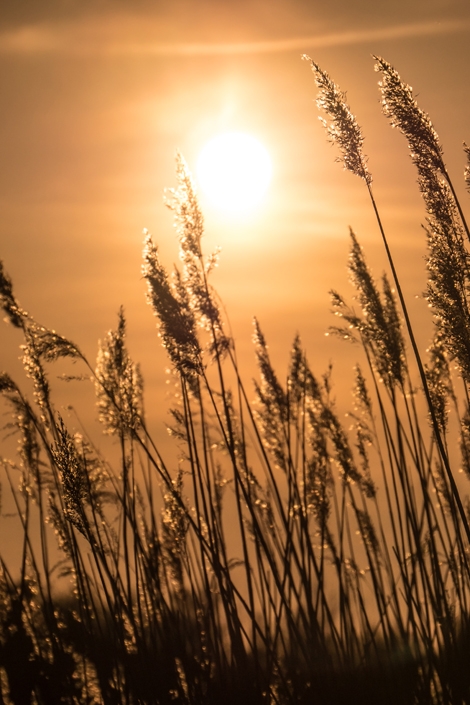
left=197, top=132, right=272, bottom=215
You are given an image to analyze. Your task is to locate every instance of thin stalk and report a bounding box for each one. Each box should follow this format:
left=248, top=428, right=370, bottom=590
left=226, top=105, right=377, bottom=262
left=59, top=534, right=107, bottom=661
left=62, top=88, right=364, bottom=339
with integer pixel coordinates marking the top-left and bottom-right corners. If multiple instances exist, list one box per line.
left=366, top=182, right=470, bottom=543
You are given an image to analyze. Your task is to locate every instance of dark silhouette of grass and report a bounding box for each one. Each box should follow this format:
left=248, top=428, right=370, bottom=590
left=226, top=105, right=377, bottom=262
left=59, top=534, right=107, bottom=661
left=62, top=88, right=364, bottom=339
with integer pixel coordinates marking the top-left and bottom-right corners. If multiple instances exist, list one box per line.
left=1, top=56, right=470, bottom=704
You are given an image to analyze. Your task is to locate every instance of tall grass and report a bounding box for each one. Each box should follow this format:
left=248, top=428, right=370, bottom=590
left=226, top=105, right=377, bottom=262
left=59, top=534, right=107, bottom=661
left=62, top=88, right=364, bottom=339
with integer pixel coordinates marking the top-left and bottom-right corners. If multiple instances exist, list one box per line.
left=1, top=56, right=470, bottom=704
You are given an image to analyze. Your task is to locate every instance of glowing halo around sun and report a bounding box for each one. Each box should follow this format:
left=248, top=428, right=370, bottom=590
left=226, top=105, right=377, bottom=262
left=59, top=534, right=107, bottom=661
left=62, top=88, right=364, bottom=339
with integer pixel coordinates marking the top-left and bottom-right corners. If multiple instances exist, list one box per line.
left=196, top=132, right=272, bottom=215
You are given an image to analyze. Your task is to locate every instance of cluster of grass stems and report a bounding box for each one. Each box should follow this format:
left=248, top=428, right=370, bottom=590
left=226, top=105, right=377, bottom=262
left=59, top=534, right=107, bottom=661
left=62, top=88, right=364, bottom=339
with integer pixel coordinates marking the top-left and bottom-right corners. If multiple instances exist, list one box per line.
left=1, top=56, right=470, bottom=704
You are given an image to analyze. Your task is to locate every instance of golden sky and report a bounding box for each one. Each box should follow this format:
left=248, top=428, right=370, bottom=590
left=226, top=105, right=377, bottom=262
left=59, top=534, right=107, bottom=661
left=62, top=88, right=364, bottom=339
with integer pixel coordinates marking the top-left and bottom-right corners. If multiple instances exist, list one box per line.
left=1, top=0, right=470, bottom=438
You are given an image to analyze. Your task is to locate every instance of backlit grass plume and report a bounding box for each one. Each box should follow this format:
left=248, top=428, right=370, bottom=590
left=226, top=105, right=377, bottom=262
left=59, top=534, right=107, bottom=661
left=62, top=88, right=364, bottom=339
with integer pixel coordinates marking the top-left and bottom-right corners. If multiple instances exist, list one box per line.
left=464, top=142, right=470, bottom=193
left=302, top=54, right=372, bottom=185
left=142, top=231, right=203, bottom=383
left=95, top=308, right=143, bottom=435
left=165, top=152, right=230, bottom=360
left=374, top=56, right=444, bottom=173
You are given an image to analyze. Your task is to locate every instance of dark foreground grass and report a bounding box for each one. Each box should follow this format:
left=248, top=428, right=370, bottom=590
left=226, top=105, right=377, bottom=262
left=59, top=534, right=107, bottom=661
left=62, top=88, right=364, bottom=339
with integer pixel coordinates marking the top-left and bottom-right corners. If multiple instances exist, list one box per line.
left=1, top=56, right=470, bottom=704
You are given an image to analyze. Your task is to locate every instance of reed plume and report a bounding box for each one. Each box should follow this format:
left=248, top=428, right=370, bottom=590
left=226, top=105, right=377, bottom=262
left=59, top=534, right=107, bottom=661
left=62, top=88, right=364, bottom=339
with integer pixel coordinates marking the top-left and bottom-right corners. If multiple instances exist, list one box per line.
left=302, top=54, right=372, bottom=185
left=464, top=142, right=470, bottom=193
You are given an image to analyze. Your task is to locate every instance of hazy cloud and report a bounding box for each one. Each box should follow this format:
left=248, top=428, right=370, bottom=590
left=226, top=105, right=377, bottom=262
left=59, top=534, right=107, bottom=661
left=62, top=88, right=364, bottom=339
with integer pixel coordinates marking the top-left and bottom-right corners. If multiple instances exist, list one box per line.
left=114, top=19, right=470, bottom=56
left=1, top=17, right=469, bottom=57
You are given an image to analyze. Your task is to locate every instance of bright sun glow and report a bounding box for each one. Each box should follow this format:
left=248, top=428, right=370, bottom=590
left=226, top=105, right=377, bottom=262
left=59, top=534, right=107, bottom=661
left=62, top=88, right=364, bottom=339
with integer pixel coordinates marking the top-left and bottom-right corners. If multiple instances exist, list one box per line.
left=197, top=132, right=272, bottom=215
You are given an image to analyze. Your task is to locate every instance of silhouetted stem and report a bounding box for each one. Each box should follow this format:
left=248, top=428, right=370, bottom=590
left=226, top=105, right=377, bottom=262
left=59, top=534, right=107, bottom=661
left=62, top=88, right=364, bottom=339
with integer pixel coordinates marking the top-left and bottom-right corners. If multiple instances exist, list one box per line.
left=366, top=180, right=470, bottom=544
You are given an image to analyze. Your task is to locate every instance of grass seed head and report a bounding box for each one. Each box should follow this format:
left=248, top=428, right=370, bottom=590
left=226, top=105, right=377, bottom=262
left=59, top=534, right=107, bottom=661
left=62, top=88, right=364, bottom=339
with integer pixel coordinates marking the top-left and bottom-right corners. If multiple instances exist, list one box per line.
left=464, top=142, right=470, bottom=193
left=51, top=417, right=89, bottom=536
left=348, top=231, right=406, bottom=387
left=253, top=318, right=288, bottom=424
left=425, top=221, right=470, bottom=381
left=95, top=308, right=144, bottom=435
left=166, top=151, right=204, bottom=261
left=0, top=260, right=28, bottom=328
left=0, top=372, right=17, bottom=394
left=374, top=56, right=444, bottom=174
left=142, top=232, right=203, bottom=385
left=425, top=332, right=454, bottom=434
left=303, top=54, right=372, bottom=185
left=21, top=335, right=51, bottom=422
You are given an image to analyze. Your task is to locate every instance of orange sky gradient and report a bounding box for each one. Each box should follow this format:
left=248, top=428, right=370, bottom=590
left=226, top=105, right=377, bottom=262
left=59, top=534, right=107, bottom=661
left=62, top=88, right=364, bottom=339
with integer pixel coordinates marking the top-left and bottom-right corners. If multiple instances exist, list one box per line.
left=1, top=0, right=470, bottom=448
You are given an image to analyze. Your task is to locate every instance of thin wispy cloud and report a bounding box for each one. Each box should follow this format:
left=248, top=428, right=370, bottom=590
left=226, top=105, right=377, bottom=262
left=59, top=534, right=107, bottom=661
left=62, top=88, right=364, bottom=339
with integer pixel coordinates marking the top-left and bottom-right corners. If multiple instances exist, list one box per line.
left=1, top=18, right=469, bottom=57
left=118, top=20, right=470, bottom=56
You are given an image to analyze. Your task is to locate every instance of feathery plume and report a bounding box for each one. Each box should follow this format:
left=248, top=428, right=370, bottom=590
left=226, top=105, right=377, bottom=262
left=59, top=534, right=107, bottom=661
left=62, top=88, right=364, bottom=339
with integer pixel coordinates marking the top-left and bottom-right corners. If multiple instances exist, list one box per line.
left=21, top=334, right=51, bottom=420
left=5, top=394, right=44, bottom=501
left=51, top=417, right=89, bottom=536
left=142, top=232, right=203, bottom=384
left=349, top=231, right=406, bottom=386
left=30, top=328, right=82, bottom=363
left=374, top=59, right=470, bottom=245
left=320, top=404, right=364, bottom=487
left=287, top=334, right=305, bottom=421
left=306, top=438, right=332, bottom=525
left=166, top=154, right=230, bottom=358
left=425, top=220, right=470, bottom=381
left=95, top=308, right=143, bottom=435
left=354, top=422, right=376, bottom=499
left=374, top=56, right=444, bottom=174
left=165, top=151, right=204, bottom=261
left=464, top=142, right=470, bottom=194
left=381, top=274, right=407, bottom=381
left=328, top=289, right=362, bottom=344
left=0, top=372, right=17, bottom=394
left=17, top=327, right=81, bottom=427
left=303, top=55, right=371, bottom=185
left=355, top=508, right=381, bottom=562
left=331, top=231, right=406, bottom=388
left=161, top=470, right=189, bottom=591
left=352, top=365, right=372, bottom=417
left=253, top=318, right=287, bottom=422
left=47, top=493, right=74, bottom=559
left=253, top=318, right=288, bottom=470
left=0, top=260, right=28, bottom=328
left=424, top=332, right=454, bottom=434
